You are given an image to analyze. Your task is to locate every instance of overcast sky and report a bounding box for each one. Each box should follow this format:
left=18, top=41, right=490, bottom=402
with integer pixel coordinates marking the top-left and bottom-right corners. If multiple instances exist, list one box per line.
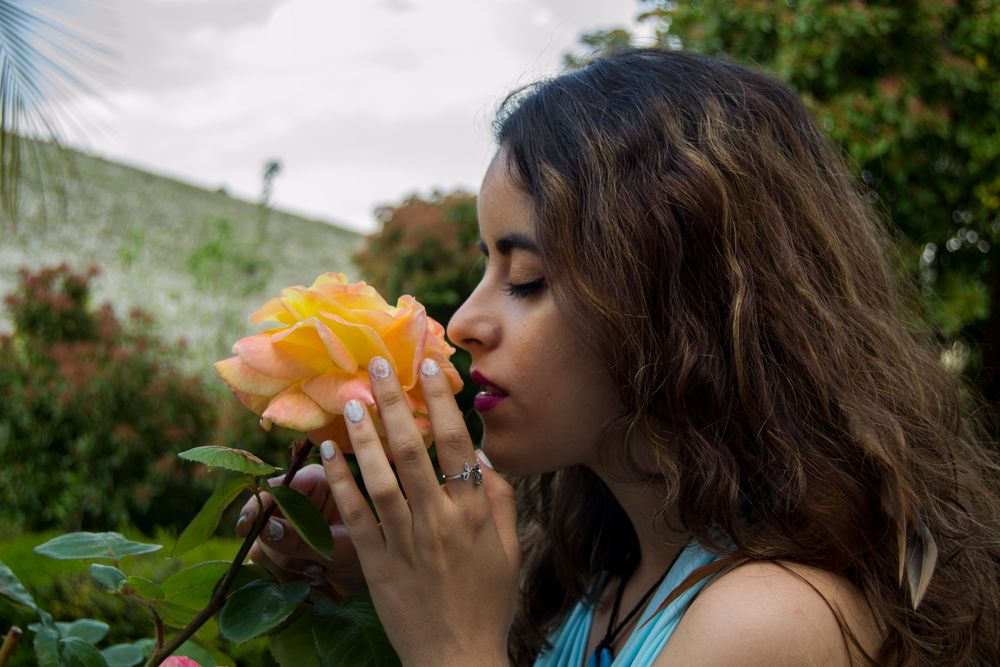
left=49, top=0, right=652, bottom=233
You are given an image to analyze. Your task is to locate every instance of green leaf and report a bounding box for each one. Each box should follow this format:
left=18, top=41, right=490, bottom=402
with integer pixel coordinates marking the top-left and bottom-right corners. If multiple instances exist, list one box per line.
left=57, top=619, right=110, bottom=645
left=0, top=560, right=37, bottom=609
left=91, top=564, right=127, bottom=593
left=232, top=563, right=272, bottom=589
left=60, top=637, right=111, bottom=667
left=173, top=475, right=252, bottom=557
left=126, top=576, right=164, bottom=603
left=100, top=644, right=145, bottom=667
left=179, top=445, right=281, bottom=475
left=269, top=614, right=322, bottom=667
left=218, top=579, right=309, bottom=644
left=131, top=639, right=155, bottom=660
left=312, top=596, right=400, bottom=667
left=175, top=638, right=231, bottom=667
left=271, top=485, right=334, bottom=557
left=33, top=623, right=61, bottom=667
left=158, top=561, right=230, bottom=628
left=34, top=533, right=162, bottom=560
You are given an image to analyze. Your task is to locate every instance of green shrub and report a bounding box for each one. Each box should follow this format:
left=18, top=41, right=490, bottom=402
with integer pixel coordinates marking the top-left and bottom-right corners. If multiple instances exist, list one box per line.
left=0, top=264, right=218, bottom=535
left=0, top=531, right=274, bottom=667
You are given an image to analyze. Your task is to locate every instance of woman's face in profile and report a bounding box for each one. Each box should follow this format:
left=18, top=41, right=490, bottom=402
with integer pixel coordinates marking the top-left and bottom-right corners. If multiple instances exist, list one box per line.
left=446, top=152, right=621, bottom=475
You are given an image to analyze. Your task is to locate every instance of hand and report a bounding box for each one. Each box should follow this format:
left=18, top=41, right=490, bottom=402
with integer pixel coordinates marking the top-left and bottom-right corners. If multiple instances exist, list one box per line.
left=319, top=356, right=520, bottom=667
left=235, top=464, right=367, bottom=601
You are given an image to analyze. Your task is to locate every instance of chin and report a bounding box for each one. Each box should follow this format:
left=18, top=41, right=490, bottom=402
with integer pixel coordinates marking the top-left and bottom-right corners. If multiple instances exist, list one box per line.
left=480, top=436, right=562, bottom=477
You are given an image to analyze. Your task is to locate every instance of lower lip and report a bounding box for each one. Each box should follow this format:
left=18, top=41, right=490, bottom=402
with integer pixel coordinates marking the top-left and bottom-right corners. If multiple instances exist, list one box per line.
left=474, top=392, right=507, bottom=412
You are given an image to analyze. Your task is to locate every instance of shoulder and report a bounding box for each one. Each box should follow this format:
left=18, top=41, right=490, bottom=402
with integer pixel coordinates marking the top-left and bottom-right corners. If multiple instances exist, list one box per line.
left=653, top=560, right=881, bottom=667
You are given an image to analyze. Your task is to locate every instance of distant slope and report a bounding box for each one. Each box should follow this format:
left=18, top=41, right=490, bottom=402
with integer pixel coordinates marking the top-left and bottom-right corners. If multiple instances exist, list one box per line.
left=0, top=144, right=366, bottom=374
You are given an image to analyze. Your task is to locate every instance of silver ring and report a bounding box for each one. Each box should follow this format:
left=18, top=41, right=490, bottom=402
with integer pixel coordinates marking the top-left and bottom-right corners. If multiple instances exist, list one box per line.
left=441, top=462, right=483, bottom=487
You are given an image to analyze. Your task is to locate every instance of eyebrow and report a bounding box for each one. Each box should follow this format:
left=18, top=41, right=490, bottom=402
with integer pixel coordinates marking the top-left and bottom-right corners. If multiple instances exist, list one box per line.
left=478, top=233, right=541, bottom=256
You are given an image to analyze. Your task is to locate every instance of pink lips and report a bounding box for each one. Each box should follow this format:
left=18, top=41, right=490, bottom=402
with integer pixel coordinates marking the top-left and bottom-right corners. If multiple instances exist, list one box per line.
left=471, top=369, right=508, bottom=413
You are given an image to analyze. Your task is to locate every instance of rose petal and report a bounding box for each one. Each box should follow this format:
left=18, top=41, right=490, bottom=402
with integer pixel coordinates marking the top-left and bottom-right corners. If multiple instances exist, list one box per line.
left=234, top=391, right=270, bottom=415
left=268, top=320, right=337, bottom=371
left=307, top=417, right=352, bottom=452
left=311, top=273, right=389, bottom=309
left=262, top=385, right=332, bottom=431
left=214, top=356, right=292, bottom=396
left=316, top=311, right=391, bottom=369
left=300, top=371, right=374, bottom=414
left=381, top=297, right=428, bottom=389
left=234, top=332, right=324, bottom=378
left=251, top=296, right=296, bottom=326
left=278, top=285, right=333, bottom=321
left=161, top=658, right=202, bottom=667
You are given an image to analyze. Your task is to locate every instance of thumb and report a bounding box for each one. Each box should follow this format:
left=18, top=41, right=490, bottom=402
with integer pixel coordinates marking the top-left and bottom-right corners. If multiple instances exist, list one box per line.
left=477, top=450, right=518, bottom=559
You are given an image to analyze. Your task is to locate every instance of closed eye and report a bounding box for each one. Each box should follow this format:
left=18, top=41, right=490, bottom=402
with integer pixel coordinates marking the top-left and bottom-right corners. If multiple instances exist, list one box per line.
left=502, top=277, right=545, bottom=299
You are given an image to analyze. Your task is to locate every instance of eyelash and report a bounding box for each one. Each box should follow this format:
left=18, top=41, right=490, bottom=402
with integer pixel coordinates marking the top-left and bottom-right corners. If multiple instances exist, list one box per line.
left=502, top=277, right=546, bottom=299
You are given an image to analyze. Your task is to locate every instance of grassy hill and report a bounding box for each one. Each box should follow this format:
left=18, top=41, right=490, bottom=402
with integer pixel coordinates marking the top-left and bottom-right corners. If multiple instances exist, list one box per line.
left=0, top=143, right=366, bottom=375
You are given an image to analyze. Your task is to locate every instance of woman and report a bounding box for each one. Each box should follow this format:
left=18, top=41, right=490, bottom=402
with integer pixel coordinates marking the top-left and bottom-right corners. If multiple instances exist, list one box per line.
left=238, top=49, right=1000, bottom=665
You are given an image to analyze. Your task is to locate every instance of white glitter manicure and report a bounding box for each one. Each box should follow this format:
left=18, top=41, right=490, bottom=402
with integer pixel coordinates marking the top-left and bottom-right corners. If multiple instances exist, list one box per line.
left=369, top=357, right=390, bottom=379
left=420, top=358, right=440, bottom=377
left=345, top=399, right=365, bottom=423
left=321, top=440, right=336, bottom=460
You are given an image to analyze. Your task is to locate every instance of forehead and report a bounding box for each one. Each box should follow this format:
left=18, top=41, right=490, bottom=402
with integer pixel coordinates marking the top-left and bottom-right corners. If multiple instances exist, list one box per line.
left=478, top=150, right=535, bottom=238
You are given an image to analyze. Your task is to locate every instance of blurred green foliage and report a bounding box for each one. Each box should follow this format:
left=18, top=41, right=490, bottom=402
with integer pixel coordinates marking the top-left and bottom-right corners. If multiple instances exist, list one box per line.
left=0, top=530, right=273, bottom=667
left=186, top=217, right=273, bottom=296
left=0, top=264, right=221, bottom=535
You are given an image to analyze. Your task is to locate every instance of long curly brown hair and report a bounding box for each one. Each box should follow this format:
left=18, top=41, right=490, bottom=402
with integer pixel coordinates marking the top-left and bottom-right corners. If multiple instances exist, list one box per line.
left=494, top=49, right=1000, bottom=666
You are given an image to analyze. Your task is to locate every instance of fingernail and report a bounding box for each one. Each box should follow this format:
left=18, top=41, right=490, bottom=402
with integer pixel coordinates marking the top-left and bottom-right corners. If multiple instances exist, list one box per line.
left=235, top=513, right=250, bottom=532
left=304, top=563, right=325, bottom=587
left=345, top=399, right=365, bottom=423
left=420, top=358, right=440, bottom=377
left=369, top=356, right=391, bottom=380
left=267, top=519, right=284, bottom=542
left=321, top=440, right=336, bottom=461
left=476, top=449, right=494, bottom=469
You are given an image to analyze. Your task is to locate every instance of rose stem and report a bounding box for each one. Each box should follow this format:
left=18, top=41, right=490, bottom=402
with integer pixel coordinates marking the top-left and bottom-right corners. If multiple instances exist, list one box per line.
left=144, top=438, right=315, bottom=667
left=0, top=626, right=22, bottom=667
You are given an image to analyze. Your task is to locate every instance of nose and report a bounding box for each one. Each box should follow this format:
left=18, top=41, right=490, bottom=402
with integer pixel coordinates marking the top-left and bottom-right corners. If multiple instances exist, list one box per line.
left=446, top=283, right=498, bottom=354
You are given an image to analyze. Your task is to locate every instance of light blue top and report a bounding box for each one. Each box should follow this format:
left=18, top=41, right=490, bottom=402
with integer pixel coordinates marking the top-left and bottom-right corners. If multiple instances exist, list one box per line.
left=533, top=541, right=722, bottom=667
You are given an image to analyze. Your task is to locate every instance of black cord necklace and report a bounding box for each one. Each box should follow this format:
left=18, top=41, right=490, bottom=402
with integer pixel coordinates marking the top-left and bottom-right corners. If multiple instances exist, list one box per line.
left=589, top=551, right=681, bottom=667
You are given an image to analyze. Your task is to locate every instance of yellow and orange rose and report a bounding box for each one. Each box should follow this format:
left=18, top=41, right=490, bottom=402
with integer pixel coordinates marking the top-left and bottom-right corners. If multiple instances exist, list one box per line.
left=215, top=273, right=462, bottom=451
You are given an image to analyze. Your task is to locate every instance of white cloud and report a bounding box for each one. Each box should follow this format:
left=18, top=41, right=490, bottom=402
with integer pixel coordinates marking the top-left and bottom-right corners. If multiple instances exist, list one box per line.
left=51, top=0, right=647, bottom=232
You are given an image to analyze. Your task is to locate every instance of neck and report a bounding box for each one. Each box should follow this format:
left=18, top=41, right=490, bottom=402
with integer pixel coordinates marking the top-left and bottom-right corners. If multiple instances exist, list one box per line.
left=588, top=462, right=690, bottom=582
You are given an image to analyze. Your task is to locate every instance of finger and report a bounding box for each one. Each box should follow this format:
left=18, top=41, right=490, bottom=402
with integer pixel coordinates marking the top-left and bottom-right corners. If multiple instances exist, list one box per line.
left=283, top=464, right=339, bottom=520
left=368, top=356, right=443, bottom=506
left=249, top=540, right=330, bottom=590
left=340, top=397, right=413, bottom=532
left=418, top=357, right=479, bottom=503
left=477, top=451, right=519, bottom=563
left=250, top=522, right=364, bottom=596
left=318, top=437, right=386, bottom=558
left=235, top=465, right=341, bottom=535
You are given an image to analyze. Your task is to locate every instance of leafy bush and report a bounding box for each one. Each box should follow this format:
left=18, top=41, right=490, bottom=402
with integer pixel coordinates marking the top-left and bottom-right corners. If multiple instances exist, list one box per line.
left=0, top=531, right=273, bottom=667
left=0, top=264, right=218, bottom=535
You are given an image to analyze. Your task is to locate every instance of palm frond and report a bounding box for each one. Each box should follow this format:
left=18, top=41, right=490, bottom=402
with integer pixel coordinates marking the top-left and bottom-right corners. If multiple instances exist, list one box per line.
left=0, top=0, right=114, bottom=228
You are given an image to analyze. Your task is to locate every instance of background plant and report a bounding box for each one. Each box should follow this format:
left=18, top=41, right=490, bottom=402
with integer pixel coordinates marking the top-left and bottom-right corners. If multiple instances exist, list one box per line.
left=0, top=264, right=219, bottom=535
